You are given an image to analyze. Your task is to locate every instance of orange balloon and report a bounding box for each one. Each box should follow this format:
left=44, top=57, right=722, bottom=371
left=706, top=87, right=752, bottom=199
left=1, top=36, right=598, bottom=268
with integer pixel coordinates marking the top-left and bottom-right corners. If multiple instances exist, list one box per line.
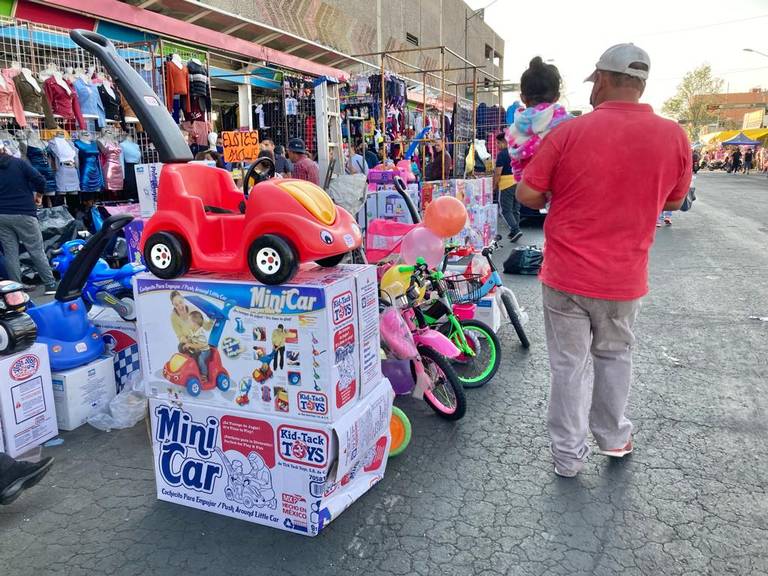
left=423, top=196, right=468, bottom=238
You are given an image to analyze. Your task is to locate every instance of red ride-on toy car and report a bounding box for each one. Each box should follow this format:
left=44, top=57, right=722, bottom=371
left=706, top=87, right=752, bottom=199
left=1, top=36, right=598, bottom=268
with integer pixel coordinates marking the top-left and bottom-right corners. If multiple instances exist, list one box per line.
left=140, top=159, right=362, bottom=285
left=163, top=346, right=230, bottom=397
left=68, top=30, right=361, bottom=286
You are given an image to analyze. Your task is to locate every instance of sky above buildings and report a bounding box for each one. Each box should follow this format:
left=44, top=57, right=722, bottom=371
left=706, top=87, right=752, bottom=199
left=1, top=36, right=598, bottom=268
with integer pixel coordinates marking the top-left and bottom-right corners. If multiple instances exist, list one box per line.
left=468, top=0, right=768, bottom=113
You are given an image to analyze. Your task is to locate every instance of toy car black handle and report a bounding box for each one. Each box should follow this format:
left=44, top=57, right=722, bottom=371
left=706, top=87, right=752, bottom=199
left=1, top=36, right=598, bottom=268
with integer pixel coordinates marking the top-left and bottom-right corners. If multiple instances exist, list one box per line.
left=56, top=214, right=134, bottom=302
left=69, top=30, right=193, bottom=164
left=393, top=176, right=421, bottom=225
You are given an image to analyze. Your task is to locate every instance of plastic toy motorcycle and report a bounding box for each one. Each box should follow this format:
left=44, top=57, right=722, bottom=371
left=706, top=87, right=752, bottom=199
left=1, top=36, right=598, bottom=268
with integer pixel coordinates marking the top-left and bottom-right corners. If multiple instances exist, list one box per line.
left=27, top=214, right=133, bottom=371
left=70, top=30, right=361, bottom=287
left=51, top=239, right=145, bottom=321
left=0, top=281, right=37, bottom=356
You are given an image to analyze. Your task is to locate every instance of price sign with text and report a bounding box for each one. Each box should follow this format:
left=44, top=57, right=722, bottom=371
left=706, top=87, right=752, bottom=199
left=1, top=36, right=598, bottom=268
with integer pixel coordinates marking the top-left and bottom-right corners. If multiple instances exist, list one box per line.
left=222, top=131, right=260, bottom=163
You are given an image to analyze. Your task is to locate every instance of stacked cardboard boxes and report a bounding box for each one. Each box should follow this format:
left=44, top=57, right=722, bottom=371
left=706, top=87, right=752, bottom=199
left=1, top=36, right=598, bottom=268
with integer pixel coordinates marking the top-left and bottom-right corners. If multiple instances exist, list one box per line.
left=135, top=264, right=392, bottom=536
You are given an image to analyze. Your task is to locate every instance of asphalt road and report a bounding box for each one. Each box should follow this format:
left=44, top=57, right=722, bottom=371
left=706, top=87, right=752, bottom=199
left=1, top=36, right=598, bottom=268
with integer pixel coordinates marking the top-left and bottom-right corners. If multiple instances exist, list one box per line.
left=2, top=172, right=766, bottom=576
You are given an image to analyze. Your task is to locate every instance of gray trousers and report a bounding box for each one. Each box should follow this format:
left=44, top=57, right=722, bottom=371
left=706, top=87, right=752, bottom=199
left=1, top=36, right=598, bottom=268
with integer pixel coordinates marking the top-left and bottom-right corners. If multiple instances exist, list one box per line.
left=499, top=184, right=521, bottom=235
left=0, top=214, right=55, bottom=285
left=542, top=284, right=641, bottom=473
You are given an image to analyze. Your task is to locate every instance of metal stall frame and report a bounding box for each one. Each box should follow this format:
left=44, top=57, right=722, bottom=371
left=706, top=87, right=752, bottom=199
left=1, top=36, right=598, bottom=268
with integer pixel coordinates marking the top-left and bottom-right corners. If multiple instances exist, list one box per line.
left=351, top=45, right=504, bottom=182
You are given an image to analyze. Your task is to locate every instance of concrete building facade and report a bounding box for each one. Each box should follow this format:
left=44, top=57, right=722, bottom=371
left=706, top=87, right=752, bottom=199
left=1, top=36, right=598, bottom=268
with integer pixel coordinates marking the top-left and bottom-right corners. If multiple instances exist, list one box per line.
left=199, top=0, right=506, bottom=104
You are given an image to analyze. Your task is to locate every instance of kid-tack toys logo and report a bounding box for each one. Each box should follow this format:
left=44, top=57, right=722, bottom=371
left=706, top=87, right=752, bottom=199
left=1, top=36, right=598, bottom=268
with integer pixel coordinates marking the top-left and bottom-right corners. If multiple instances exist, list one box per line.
left=277, top=425, right=329, bottom=468
left=155, top=406, right=222, bottom=493
left=331, top=291, right=354, bottom=325
left=297, top=392, right=328, bottom=416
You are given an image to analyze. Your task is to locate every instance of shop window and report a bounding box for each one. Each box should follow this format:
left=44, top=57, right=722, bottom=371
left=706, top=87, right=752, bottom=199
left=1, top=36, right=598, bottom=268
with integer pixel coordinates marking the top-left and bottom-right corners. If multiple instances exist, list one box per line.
left=406, top=33, right=419, bottom=47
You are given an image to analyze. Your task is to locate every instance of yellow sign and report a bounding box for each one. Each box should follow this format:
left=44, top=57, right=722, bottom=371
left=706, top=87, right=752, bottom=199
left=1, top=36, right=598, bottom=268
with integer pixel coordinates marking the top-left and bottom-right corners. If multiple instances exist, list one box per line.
left=742, top=109, right=765, bottom=130
left=222, top=131, right=260, bottom=163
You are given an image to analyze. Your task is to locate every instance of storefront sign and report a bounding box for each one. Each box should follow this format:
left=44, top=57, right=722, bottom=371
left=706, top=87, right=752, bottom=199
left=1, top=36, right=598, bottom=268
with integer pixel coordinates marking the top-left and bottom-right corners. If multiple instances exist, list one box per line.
left=742, top=109, right=766, bottom=130
left=222, top=131, right=260, bottom=163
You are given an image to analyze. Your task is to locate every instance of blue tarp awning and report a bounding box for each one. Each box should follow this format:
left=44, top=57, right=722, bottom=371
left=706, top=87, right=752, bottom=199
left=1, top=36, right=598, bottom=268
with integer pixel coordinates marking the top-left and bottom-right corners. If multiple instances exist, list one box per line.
left=722, top=131, right=761, bottom=146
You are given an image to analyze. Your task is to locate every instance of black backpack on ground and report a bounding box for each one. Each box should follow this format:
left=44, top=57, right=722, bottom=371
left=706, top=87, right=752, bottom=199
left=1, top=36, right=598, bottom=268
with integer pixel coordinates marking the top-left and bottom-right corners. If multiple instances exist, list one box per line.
left=503, top=245, right=543, bottom=275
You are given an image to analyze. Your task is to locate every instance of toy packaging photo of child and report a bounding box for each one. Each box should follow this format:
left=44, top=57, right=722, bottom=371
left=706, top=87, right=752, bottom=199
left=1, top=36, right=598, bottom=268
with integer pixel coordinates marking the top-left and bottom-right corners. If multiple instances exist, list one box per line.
left=186, top=310, right=212, bottom=380
left=271, top=324, right=287, bottom=371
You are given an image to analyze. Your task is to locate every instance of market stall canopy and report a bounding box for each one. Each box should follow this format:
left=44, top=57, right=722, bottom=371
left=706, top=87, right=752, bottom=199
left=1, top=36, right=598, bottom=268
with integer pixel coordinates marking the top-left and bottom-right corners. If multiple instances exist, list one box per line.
left=721, top=131, right=761, bottom=146
left=33, top=0, right=357, bottom=80
left=700, top=128, right=768, bottom=145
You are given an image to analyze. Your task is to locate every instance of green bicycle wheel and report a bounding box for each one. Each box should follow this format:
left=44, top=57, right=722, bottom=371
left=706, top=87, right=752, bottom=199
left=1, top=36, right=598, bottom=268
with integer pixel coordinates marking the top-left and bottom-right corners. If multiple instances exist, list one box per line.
left=438, top=319, right=501, bottom=388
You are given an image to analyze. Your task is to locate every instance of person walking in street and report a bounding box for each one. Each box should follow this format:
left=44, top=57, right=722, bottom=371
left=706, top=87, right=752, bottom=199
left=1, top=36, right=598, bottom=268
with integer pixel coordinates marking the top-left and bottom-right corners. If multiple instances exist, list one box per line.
left=493, top=133, right=522, bottom=242
left=286, top=138, right=320, bottom=185
left=516, top=43, right=692, bottom=477
left=0, top=144, right=58, bottom=294
left=0, top=452, right=54, bottom=505
left=730, top=148, right=742, bottom=174
left=743, top=148, right=754, bottom=174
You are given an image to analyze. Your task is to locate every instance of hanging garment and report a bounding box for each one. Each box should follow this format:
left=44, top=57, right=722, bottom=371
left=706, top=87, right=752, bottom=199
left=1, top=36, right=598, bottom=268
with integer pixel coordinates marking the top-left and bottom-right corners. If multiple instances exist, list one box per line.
left=74, top=78, right=106, bottom=128
left=73, top=139, right=104, bottom=192
left=47, top=136, right=80, bottom=193
left=186, top=60, right=210, bottom=112
left=180, top=120, right=209, bottom=146
left=13, top=74, right=55, bottom=128
left=305, top=116, right=316, bottom=154
left=164, top=58, right=189, bottom=112
left=121, top=91, right=137, bottom=120
left=0, top=73, right=26, bottom=126
left=100, top=140, right=124, bottom=191
left=119, top=139, right=141, bottom=164
left=24, top=145, right=56, bottom=195
left=43, top=77, right=86, bottom=129
left=98, top=84, right=122, bottom=124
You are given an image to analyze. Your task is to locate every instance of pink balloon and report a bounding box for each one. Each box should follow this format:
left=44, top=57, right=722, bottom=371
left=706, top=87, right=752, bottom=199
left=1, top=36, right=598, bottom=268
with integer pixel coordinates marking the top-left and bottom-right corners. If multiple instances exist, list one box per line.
left=400, top=226, right=444, bottom=268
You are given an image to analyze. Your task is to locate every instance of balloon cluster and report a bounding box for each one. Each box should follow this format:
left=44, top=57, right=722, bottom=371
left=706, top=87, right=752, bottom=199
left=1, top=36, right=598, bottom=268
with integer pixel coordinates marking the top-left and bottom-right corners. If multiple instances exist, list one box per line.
left=400, top=196, right=467, bottom=267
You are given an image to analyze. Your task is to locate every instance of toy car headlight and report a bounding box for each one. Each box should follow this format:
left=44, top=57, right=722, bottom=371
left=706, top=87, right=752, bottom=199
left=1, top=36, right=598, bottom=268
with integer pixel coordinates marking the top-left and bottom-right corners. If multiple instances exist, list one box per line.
left=320, top=230, right=334, bottom=245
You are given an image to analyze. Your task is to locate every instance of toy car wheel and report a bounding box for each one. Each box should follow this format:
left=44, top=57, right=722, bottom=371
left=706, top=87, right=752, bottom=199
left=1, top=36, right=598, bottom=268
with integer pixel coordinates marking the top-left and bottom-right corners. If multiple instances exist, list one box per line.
left=113, top=290, right=137, bottom=322
left=243, top=495, right=255, bottom=509
left=216, top=373, right=230, bottom=392
left=0, top=314, right=37, bottom=356
left=187, top=377, right=202, bottom=397
left=144, top=232, right=190, bottom=279
left=315, top=253, right=346, bottom=268
left=247, top=235, right=298, bottom=285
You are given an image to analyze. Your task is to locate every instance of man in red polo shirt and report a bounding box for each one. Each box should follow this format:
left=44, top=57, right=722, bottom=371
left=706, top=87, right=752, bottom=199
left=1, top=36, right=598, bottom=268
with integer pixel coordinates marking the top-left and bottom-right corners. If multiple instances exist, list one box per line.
left=517, top=44, right=691, bottom=477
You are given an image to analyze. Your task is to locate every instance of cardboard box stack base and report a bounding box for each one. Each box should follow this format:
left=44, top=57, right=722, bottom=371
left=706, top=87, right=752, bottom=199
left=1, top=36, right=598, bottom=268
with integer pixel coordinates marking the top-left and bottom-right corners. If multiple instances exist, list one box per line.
left=137, top=264, right=392, bottom=535
left=0, top=344, right=58, bottom=457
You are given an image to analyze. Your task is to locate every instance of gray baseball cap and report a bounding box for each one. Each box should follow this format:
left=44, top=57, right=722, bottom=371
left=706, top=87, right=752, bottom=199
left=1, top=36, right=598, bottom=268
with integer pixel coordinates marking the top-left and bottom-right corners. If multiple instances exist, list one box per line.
left=585, top=43, right=651, bottom=82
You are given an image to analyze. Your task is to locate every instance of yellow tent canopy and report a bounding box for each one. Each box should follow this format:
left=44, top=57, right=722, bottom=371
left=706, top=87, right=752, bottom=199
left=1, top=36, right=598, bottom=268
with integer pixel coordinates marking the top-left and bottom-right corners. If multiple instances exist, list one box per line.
left=701, top=128, right=768, bottom=145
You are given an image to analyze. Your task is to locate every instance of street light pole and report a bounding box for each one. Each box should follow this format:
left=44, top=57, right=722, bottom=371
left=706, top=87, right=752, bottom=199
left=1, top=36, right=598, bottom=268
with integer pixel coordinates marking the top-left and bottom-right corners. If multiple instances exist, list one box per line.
left=743, top=48, right=768, bottom=59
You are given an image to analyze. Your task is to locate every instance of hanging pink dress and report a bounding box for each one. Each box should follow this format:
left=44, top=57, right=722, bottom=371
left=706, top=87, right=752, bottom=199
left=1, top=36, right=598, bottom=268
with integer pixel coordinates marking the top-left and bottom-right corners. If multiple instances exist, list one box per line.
left=100, top=140, right=124, bottom=191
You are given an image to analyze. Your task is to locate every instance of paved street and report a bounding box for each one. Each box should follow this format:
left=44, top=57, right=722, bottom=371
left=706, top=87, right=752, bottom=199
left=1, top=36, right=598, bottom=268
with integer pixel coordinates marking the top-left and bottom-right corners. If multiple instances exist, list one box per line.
left=1, top=172, right=767, bottom=576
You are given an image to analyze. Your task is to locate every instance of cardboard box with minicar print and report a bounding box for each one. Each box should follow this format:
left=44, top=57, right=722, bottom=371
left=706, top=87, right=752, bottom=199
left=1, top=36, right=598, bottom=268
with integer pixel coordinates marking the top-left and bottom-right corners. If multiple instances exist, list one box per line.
left=135, top=264, right=381, bottom=422
left=0, top=344, right=58, bottom=457
left=149, top=376, right=392, bottom=536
